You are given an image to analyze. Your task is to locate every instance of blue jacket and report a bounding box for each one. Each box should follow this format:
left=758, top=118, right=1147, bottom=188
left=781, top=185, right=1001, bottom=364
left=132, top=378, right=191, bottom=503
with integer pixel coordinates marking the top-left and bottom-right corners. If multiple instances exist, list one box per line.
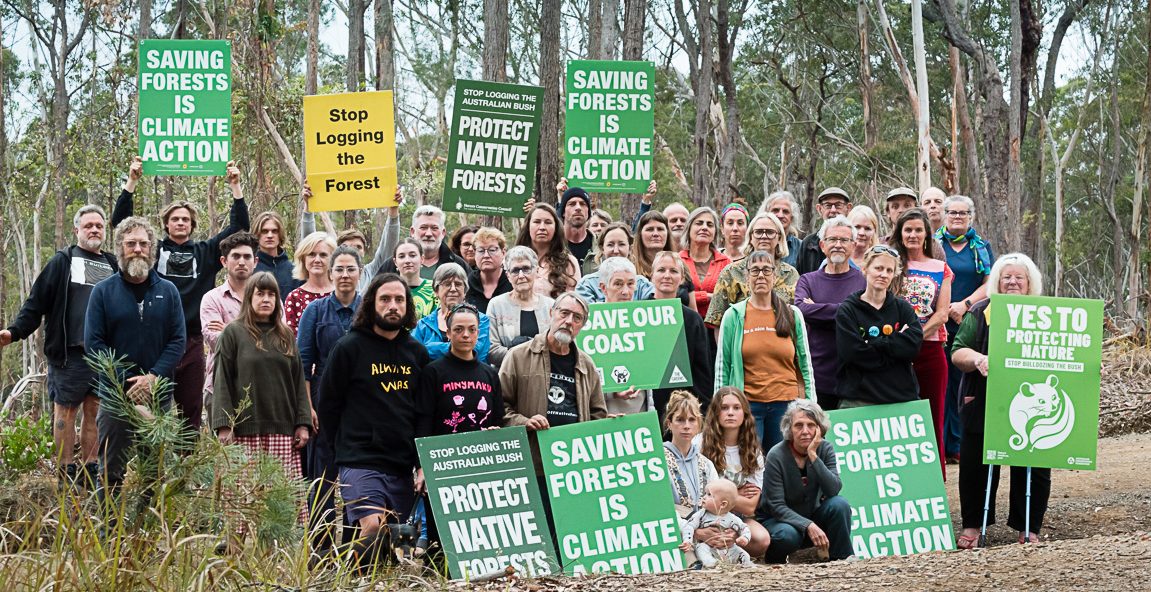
left=84, top=270, right=186, bottom=388
left=411, top=308, right=493, bottom=364
left=297, top=292, right=362, bottom=383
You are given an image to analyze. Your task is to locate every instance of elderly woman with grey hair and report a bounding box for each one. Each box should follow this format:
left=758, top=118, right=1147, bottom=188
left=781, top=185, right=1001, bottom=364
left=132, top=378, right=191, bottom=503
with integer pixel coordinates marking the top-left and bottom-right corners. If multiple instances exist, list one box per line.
left=412, top=263, right=503, bottom=364
left=487, top=246, right=554, bottom=364
left=759, top=191, right=803, bottom=267
left=757, top=399, right=853, bottom=562
left=951, top=252, right=1048, bottom=549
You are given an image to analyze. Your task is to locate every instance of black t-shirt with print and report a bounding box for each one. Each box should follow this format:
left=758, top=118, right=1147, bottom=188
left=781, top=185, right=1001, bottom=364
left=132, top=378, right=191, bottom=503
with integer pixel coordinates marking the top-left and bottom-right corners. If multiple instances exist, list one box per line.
left=546, top=349, right=579, bottom=427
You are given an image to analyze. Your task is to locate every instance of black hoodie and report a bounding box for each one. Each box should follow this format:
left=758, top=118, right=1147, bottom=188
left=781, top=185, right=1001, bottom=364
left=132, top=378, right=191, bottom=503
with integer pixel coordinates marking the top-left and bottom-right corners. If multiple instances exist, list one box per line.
left=316, top=326, right=431, bottom=475
left=834, top=290, right=923, bottom=405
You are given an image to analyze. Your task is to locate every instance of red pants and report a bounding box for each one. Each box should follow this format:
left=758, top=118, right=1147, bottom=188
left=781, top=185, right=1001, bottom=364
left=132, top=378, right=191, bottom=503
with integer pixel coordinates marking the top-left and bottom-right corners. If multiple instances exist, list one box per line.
left=914, top=340, right=948, bottom=478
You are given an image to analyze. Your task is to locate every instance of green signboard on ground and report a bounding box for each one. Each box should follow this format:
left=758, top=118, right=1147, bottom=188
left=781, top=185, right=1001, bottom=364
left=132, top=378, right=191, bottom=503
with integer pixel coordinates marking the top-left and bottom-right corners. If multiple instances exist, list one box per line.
left=416, top=427, right=559, bottom=580
left=537, top=413, right=682, bottom=575
left=579, top=299, right=692, bottom=393
left=564, top=60, right=655, bottom=193
left=985, top=294, right=1103, bottom=470
left=138, top=39, right=232, bottom=175
left=443, top=79, right=544, bottom=217
left=829, top=400, right=955, bottom=558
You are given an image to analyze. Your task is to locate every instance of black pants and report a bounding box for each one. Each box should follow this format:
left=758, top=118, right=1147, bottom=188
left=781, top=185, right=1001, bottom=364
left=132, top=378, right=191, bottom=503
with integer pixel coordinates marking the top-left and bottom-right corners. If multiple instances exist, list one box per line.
left=958, top=428, right=1051, bottom=532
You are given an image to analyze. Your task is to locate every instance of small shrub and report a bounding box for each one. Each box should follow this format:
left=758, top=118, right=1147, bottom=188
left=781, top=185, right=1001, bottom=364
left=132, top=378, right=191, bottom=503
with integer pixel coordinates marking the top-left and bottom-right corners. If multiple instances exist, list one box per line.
left=0, top=415, right=53, bottom=481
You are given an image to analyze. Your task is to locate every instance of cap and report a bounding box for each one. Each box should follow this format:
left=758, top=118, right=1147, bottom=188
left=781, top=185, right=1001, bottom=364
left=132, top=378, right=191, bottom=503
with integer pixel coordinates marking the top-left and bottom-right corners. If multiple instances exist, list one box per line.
left=817, top=187, right=850, bottom=203
left=885, top=187, right=918, bottom=202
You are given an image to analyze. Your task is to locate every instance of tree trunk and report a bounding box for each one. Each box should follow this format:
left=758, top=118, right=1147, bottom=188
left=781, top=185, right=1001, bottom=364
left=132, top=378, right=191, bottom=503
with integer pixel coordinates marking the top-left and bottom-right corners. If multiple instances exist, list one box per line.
left=536, top=0, right=563, bottom=204
left=1133, top=5, right=1151, bottom=322
left=951, top=47, right=980, bottom=200
left=482, top=0, right=509, bottom=82
left=714, top=0, right=746, bottom=203
left=376, top=0, right=395, bottom=89
left=675, top=0, right=713, bottom=207
left=618, top=0, right=648, bottom=225
left=588, top=0, right=603, bottom=59
left=911, top=0, right=930, bottom=191
left=140, top=0, right=151, bottom=39
left=600, top=0, right=621, bottom=59
left=348, top=0, right=366, bottom=91
left=858, top=0, right=877, bottom=204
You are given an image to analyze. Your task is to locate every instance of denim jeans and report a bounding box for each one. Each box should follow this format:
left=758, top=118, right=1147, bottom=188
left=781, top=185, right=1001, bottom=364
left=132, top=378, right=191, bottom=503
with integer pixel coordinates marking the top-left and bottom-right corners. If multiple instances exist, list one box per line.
left=749, top=400, right=791, bottom=453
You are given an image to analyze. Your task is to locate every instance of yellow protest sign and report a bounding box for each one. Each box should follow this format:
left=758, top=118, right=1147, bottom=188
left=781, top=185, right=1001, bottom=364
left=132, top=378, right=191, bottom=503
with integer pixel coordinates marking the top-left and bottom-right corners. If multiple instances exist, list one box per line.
left=303, top=91, right=398, bottom=212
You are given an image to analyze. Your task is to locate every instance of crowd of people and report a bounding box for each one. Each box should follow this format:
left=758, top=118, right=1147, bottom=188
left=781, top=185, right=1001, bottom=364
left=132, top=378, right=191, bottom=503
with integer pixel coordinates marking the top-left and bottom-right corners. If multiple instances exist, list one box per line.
left=0, top=156, right=1053, bottom=567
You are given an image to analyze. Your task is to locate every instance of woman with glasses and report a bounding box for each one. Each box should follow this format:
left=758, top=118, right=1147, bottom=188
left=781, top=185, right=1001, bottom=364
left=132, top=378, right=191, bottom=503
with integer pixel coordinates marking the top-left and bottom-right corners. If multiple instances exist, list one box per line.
left=487, top=246, right=554, bottom=365
left=834, top=245, right=923, bottom=408
left=706, top=213, right=800, bottom=330
left=394, top=237, right=437, bottom=320
left=715, top=250, right=814, bottom=452
left=848, top=206, right=881, bottom=269
left=936, top=195, right=994, bottom=463
left=465, top=227, right=512, bottom=313
left=450, top=224, right=479, bottom=270
left=890, top=208, right=953, bottom=474
left=412, top=263, right=501, bottom=364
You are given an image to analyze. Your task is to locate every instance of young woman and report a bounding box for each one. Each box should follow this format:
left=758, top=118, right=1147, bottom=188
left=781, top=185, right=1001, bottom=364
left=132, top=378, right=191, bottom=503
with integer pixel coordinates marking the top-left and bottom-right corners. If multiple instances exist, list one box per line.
left=212, top=272, right=312, bottom=553
left=834, top=246, right=923, bottom=407
left=394, top=237, right=437, bottom=320
left=487, top=247, right=554, bottom=364
left=412, top=263, right=499, bottom=364
left=679, top=207, right=732, bottom=322
left=664, top=390, right=718, bottom=515
left=848, top=206, right=881, bottom=269
left=718, top=203, right=750, bottom=263
left=715, top=251, right=815, bottom=452
left=699, top=387, right=772, bottom=558
left=890, top=208, right=953, bottom=474
left=516, top=204, right=580, bottom=298
left=450, top=224, right=479, bottom=270
left=633, top=211, right=672, bottom=278
left=284, top=232, right=336, bottom=333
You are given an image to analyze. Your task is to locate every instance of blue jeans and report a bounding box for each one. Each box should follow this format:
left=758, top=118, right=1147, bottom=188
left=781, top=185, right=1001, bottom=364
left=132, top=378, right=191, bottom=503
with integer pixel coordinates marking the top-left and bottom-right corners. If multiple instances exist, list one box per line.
left=760, top=495, right=854, bottom=562
left=750, top=401, right=791, bottom=453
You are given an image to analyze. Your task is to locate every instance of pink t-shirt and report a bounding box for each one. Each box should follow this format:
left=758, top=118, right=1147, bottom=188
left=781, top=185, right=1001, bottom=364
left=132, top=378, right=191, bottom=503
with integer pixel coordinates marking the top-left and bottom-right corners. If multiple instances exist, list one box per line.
left=902, top=259, right=953, bottom=342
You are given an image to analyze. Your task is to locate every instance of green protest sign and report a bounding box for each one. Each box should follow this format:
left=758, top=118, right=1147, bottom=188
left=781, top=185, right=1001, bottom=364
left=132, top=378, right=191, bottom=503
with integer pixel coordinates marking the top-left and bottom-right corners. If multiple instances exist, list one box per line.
left=828, top=400, right=954, bottom=558
left=537, top=412, right=682, bottom=575
left=444, top=80, right=544, bottom=216
left=416, top=427, right=559, bottom=580
left=564, top=60, right=655, bottom=193
left=579, top=299, right=691, bottom=393
left=984, top=294, right=1103, bottom=470
left=138, top=40, right=232, bottom=176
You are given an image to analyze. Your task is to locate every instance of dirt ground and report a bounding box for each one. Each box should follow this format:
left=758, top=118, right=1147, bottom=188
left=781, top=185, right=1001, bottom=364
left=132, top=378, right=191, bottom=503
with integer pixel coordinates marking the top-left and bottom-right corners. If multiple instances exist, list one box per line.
left=451, top=432, right=1151, bottom=591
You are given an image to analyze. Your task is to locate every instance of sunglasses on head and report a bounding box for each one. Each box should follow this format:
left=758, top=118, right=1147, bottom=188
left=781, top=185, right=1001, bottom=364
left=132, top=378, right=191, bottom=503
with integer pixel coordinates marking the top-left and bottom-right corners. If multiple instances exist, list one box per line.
left=869, top=245, right=900, bottom=258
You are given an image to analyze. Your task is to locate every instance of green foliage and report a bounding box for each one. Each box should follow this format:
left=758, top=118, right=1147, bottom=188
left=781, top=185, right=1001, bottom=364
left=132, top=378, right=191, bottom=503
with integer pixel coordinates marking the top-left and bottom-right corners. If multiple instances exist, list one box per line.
left=0, top=415, right=53, bottom=482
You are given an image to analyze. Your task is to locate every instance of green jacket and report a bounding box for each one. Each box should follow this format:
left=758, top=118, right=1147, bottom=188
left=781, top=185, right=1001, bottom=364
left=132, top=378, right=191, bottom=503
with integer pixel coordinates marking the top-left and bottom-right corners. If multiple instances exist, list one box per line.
left=714, top=299, right=816, bottom=403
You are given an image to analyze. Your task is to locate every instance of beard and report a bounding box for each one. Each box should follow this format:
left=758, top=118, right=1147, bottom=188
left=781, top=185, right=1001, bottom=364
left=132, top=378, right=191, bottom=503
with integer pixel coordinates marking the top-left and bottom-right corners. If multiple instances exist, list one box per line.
left=551, top=328, right=573, bottom=345
left=375, top=314, right=404, bottom=332
left=79, top=236, right=103, bottom=251
left=123, top=256, right=152, bottom=281
left=828, top=252, right=847, bottom=264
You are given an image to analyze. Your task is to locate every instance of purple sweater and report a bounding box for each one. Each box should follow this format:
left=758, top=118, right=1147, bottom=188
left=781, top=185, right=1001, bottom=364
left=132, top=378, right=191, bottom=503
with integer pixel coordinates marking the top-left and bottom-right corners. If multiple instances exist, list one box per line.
left=795, top=268, right=866, bottom=395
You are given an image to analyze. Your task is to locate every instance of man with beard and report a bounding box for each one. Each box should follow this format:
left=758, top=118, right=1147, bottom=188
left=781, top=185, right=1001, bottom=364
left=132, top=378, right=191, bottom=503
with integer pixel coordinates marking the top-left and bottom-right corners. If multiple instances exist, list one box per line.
left=795, top=187, right=853, bottom=275
left=112, top=156, right=249, bottom=434
left=1, top=205, right=118, bottom=488
left=378, top=204, right=468, bottom=279
left=316, top=273, right=430, bottom=566
left=200, top=231, right=259, bottom=419
left=557, top=186, right=594, bottom=266
left=794, top=217, right=865, bottom=411
left=85, top=216, right=186, bottom=491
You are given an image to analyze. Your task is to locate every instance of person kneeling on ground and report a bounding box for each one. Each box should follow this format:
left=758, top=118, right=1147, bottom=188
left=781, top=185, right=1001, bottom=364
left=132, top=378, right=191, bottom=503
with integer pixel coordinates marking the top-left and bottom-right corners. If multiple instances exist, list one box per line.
left=757, top=399, right=853, bottom=562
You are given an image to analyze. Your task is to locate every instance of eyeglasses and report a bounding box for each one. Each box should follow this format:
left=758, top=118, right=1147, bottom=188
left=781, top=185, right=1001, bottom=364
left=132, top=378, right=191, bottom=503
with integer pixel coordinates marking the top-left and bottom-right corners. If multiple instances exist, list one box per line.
left=123, top=240, right=151, bottom=249
left=822, top=237, right=852, bottom=244
left=507, top=265, right=533, bottom=276
left=332, top=266, right=360, bottom=276
left=751, top=229, right=780, bottom=239
left=747, top=266, right=775, bottom=277
left=820, top=201, right=848, bottom=209
left=438, top=279, right=465, bottom=290
left=870, top=245, right=900, bottom=258
left=475, top=247, right=502, bottom=256
left=945, top=210, right=971, bottom=218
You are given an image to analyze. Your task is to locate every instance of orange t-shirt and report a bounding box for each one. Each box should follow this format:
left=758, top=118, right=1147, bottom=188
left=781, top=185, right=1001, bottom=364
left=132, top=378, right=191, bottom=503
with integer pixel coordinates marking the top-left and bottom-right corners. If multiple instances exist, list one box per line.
left=741, top=305, right=800, bottom=403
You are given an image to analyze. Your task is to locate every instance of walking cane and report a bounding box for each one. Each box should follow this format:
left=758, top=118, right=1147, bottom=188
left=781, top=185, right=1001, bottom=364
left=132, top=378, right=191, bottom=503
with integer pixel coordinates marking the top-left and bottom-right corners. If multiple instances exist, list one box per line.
left=979, top=463, right=993, bottom=547
left=1023, top=466, right=1032, bottom=544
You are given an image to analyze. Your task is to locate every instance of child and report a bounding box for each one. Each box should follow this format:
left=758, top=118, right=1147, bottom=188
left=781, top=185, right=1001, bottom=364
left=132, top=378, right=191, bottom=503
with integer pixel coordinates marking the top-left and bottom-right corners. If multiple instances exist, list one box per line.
left=680, top=479, right=754, bottom=568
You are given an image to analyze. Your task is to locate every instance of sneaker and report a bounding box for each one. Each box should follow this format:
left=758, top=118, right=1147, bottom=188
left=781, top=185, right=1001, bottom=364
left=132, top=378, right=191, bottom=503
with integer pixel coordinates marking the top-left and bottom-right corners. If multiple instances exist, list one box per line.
left=946, top=454, right=961, bottom=465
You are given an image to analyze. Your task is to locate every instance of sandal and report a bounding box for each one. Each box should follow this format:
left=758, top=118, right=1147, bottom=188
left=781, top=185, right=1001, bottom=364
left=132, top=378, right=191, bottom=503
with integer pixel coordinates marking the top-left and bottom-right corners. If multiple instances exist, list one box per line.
left=1019, top=532, right=1039, bottom=544
left=957, top=529, right=981, bottom=550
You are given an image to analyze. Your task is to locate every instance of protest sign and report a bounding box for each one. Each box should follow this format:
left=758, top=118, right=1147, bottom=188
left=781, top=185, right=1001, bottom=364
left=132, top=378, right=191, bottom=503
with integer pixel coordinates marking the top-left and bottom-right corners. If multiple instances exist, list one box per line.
left=537, top=412, right=682, bottom=575
left=302, top=91, right=398, bottom=212
left=138, top=40, right=231, bottom=176
left=564, top=60, right=655, bottom=193
left=416, top=427, right=559, bottom=580
left=829, top=400, right=954, bottom=558
left=985, top=294, right=1103, bottom=470
left=579, top=299, right=691, bottom=393
left=443, top=80, right=544, bottom=216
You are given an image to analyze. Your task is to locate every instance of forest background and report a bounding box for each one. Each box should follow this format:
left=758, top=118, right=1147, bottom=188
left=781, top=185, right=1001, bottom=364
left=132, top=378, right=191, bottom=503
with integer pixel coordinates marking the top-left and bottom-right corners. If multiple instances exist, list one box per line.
left=0, top=0, right=1148, bottom=389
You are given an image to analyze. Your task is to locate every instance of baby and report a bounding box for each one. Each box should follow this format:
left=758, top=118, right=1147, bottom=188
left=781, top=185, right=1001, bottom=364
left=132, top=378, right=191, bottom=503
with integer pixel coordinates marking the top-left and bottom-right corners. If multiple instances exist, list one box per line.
left=680, top=479, right=753, bottom=568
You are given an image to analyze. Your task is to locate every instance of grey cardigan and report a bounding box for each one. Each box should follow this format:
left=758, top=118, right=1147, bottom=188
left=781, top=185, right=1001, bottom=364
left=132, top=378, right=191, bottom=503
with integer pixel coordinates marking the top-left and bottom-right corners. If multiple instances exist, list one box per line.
left=486, top=292, right=553, bottom=367
left=758, top=439, right=843, bottom=531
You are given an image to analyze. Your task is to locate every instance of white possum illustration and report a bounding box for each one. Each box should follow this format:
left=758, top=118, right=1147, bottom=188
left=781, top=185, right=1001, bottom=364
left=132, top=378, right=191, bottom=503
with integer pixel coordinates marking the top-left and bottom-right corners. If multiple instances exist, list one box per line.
left=1008, top=374, right=1076, bottom=451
